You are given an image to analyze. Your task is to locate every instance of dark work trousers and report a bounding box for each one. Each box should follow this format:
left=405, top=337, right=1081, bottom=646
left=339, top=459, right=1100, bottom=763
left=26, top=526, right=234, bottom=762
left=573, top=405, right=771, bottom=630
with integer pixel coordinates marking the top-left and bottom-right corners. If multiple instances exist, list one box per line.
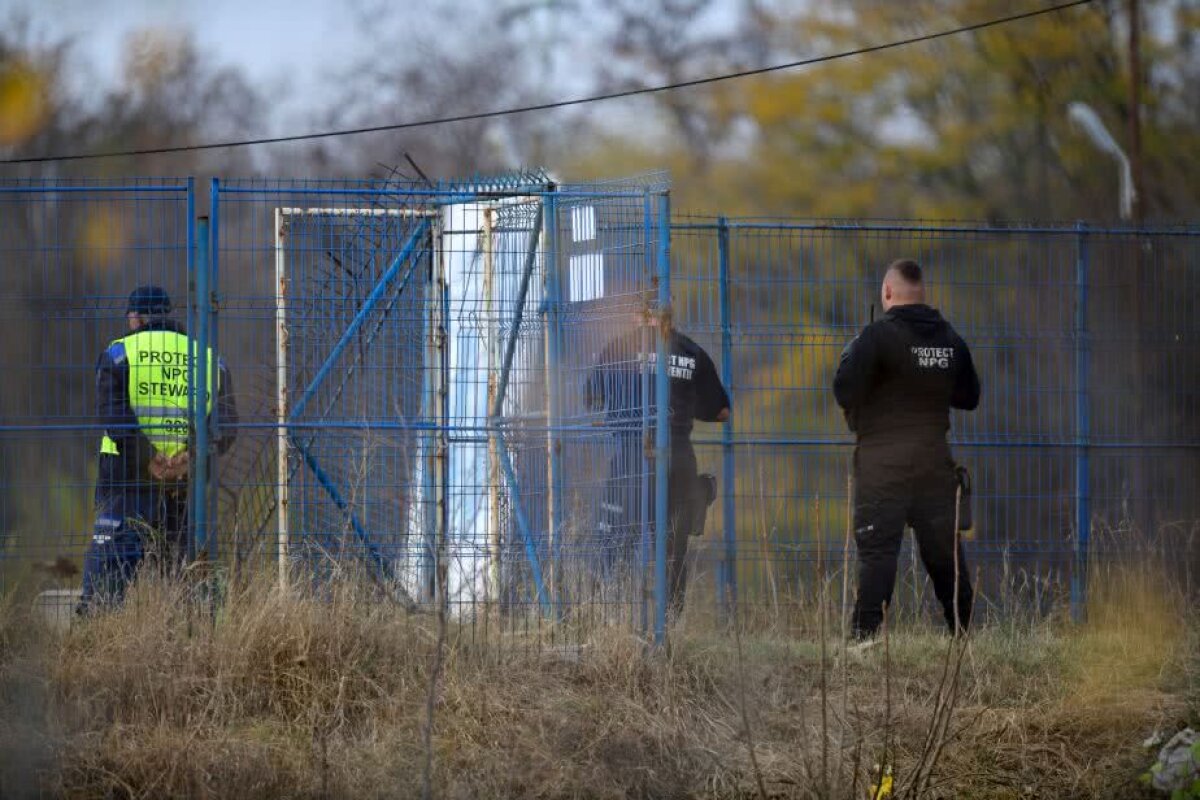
left=852, top=438, right=972, bottom=637
left=599, top=432, right=700, bottom=615
left=79, top=454, right=190, bottom=611
left=665, top=439, right=700, bottom=616
left=600, top=430, right=645, bottom=566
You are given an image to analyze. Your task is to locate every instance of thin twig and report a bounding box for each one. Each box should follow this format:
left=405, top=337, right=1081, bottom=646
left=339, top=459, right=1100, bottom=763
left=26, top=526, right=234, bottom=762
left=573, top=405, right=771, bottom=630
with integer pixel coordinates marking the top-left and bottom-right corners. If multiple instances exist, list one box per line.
left=756, top=463, right=779, bottom=617
left=904, top=485, right=968, bottom=797
left=918, top=488, right=972, bottom=792
left=904, top=631, right=954, bottom=796
left=953, top=484, right=963, bottom=635
left=904, top=488, right=971, bottom=799
left=916, top=489, right=974, bottom=796
left=918, top=636, right=970, bottom=797
left=850, top=695, right=864, bottom=799
left=840, top=469, right=854, bottom=792
left=842, top=471, right=853, bottom=642
left=881, top=600, right=892, bottom=799
left=729, top=586, right=769, bottom=800
left=421, top=570, right=449, bottom=800
left=816, top=492, right=829, bottom=798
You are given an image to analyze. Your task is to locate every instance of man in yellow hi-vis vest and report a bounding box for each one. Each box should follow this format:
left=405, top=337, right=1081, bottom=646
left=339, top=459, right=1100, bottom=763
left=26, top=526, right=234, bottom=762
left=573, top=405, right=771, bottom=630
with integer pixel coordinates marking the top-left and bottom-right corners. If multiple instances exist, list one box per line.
left=79, top=286, right=237, bottom=611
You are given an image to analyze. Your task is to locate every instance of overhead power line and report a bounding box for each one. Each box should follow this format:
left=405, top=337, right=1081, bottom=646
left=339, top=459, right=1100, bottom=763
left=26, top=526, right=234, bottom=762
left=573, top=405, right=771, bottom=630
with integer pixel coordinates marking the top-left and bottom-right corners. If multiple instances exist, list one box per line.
left=0, top=0, right=1093, bottom=165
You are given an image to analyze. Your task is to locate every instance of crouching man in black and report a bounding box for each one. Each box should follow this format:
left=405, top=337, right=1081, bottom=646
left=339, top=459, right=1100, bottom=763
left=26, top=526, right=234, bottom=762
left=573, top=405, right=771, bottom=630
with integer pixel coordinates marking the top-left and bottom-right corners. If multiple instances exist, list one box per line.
left=833, top=260, right=980, bottom=639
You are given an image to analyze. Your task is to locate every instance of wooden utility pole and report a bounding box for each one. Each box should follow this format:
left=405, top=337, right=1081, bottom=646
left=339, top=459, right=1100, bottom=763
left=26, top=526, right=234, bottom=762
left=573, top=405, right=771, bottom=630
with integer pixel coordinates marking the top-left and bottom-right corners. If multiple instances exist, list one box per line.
left=1128, top=0, right=1145, bottom=225
left=1128, top=0, right=1152, bottom=540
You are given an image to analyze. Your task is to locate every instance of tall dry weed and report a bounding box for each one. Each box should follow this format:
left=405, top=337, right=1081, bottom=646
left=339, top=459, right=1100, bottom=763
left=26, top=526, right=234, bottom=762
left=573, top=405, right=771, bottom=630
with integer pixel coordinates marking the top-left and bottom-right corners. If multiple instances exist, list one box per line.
left=0, top=555, right=1193, bottom=799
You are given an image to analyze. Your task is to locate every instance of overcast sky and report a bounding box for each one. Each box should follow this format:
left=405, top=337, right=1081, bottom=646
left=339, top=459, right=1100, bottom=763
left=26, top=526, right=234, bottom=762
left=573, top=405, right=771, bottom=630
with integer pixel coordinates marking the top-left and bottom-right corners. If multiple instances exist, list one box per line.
left=4, top=0, right=366, bottom=123
left=3, top=0, right=749, bottom=121
left=2, top=0, right=775, bottom=169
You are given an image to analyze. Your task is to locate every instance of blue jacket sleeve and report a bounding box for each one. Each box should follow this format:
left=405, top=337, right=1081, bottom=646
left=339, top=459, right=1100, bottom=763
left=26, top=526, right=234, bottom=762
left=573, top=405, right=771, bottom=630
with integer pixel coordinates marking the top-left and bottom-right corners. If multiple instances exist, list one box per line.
left=96, top=342, right=154, bottom=469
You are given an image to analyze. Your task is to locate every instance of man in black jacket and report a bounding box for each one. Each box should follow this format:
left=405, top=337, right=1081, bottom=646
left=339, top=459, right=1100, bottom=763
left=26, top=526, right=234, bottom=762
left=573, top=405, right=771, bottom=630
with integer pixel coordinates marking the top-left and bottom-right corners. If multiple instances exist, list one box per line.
left=79, top=286, right=238, bottom=611
left=833, top=260, right=980, bottom=638
left=586, top=321, right=730, bottom=614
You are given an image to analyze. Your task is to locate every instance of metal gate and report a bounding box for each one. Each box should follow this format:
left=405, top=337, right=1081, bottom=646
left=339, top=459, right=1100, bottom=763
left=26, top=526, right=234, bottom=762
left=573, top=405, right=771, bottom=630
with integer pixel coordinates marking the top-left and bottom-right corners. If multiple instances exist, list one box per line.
left=3, top=175, right=1194, bottom=639
left=212, top=173, right=674, bottom=642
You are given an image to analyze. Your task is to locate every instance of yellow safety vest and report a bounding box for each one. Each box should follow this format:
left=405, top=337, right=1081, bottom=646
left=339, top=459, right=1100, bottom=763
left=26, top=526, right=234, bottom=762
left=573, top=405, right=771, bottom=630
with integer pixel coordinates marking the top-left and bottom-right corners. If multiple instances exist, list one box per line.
left=99, top=329, right=216, bottom=458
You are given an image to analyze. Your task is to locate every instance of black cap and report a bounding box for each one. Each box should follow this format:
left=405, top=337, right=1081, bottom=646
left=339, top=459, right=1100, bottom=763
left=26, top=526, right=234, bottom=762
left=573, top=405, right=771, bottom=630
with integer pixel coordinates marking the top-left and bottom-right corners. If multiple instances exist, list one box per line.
left=126, top=285, right=172, bottom=316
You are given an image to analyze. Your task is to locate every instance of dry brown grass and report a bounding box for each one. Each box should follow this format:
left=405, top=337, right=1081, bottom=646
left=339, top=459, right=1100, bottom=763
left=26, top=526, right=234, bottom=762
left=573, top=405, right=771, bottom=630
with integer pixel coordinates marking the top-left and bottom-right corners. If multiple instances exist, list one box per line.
left=0, top=561, right=1195, bottom=800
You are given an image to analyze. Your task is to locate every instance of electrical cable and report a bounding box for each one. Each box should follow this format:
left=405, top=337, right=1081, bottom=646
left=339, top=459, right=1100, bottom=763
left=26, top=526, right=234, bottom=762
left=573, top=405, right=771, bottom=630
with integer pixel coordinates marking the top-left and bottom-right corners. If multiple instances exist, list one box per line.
left=0, top=0, right=1093, bottom=165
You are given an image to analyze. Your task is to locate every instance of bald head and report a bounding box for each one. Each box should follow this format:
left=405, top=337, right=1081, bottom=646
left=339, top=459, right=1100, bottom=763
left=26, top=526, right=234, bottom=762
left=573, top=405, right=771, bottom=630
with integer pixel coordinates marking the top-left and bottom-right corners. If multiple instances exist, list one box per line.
left=881, top=259, right=925, bottom=311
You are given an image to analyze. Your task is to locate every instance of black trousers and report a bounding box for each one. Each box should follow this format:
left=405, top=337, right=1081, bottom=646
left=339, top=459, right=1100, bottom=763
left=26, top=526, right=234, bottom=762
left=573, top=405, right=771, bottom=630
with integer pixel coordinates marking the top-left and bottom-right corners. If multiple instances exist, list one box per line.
left=601, top=433, right=700, bottom=615
left=665, top=441, right=699, bottom=615
left=852, top=439, right=972, bottom=637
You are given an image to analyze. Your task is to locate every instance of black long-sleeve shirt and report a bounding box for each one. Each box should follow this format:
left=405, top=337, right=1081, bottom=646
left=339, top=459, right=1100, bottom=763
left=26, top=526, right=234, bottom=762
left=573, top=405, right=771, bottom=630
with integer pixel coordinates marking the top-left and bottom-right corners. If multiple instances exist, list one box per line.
left=586, top=328, right=730, bottom=437
left=97, top=318, right=238, bottom=480
left=833, top=304, right=979, bottom=444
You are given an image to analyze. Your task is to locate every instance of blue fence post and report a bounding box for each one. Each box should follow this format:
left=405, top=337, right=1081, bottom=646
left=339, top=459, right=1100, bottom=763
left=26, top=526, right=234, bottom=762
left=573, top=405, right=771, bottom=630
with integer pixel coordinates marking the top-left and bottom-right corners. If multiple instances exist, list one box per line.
left=496, top=436, right=553, bottom=615
left=288, top=222, right=432, bottom=420
left=490, top=205, right=544, bottom=418
left=653, top=191, right=672, bottom=646
left=434, top=215, right=452, bottom=609
left=438, top=229, right=451, bottom=611
left=184, top=178, right=197, bottom=563
left=639, top=192, right=654, bottom=635
left=421, top=220, right=441, bottom=603
left=544, top=190, right=565, bottom=613
left=207, top=178, right=220, bottom=569
left=193, top=213, right=211, bottom=568
left=716, top=217, right=737, bottom=618
left=1071, top=221, right=1090, bottom=622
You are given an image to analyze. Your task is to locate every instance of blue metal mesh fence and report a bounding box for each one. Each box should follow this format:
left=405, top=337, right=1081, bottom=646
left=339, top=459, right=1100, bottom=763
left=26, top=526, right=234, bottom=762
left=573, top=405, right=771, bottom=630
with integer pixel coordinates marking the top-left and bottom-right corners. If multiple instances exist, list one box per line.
left=1, top=176, right=1196, bottom=639
left=210, top=176, right=669, bottom=642
left=0, top=179, right=194, bottom=607
left=672, top=218, right=1200, bottom=624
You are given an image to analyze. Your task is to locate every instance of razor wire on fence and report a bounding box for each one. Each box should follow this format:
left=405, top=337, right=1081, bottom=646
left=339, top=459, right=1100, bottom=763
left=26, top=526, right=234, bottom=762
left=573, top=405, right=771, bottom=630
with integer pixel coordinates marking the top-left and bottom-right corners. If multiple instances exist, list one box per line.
left=211, top=173, right=673, bottom=641
left=1, top=175, right=1197, bottom=643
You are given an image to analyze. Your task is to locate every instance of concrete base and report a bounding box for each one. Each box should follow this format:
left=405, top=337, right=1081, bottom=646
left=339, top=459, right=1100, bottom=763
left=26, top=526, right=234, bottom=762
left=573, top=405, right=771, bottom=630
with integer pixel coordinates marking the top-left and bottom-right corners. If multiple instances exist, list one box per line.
left=33, top=588, right=81, bottom=631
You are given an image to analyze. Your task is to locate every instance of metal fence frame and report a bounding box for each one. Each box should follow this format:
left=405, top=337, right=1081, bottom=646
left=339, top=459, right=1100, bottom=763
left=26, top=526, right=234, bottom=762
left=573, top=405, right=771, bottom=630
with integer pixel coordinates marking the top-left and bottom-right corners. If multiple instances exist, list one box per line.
left=1, top=176, right=1197, bottom=643
left=670, top=216, right=1199, bottom=626
left=209, top=176, right=678, bottom=642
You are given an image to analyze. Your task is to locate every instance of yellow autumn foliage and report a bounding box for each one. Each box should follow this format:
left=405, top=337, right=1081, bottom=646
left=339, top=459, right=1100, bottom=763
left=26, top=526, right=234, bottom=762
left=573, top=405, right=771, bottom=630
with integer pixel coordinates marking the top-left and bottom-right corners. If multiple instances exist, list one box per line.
left=0, top=59, right=48, bottom=146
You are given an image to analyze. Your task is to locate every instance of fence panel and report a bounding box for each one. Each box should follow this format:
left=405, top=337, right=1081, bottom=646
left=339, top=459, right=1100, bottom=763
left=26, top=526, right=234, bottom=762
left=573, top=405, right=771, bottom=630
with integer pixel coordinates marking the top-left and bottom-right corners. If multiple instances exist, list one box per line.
left=0, top=178, right=194, bottom=611
left=672, top=219, right=1200, bottom=627
left=210, top=175, right=667, bottom=647
left=2, top=176, right=1196, bottom=638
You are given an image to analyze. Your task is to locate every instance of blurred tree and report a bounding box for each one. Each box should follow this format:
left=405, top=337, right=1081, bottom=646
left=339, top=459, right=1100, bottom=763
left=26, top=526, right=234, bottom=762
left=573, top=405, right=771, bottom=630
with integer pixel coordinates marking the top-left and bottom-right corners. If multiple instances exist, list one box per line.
left=0, top=21, right=263, bottom=566
left=0, top=56, right=50, bottom=148
left=0, top=19, right=73, bottom=164
left=730, top=0, right=1198, bottom=221
left=564, top=0, right=772, bottom=212
left=589, top=0, right=769, bottom=169
left=1, top=22, right=260, bottom=176
left=303, top=0, right=569, bottom=178
left=562, top=1, right=1200, bottom=222
left=101, top=28, right=259, bottom=169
